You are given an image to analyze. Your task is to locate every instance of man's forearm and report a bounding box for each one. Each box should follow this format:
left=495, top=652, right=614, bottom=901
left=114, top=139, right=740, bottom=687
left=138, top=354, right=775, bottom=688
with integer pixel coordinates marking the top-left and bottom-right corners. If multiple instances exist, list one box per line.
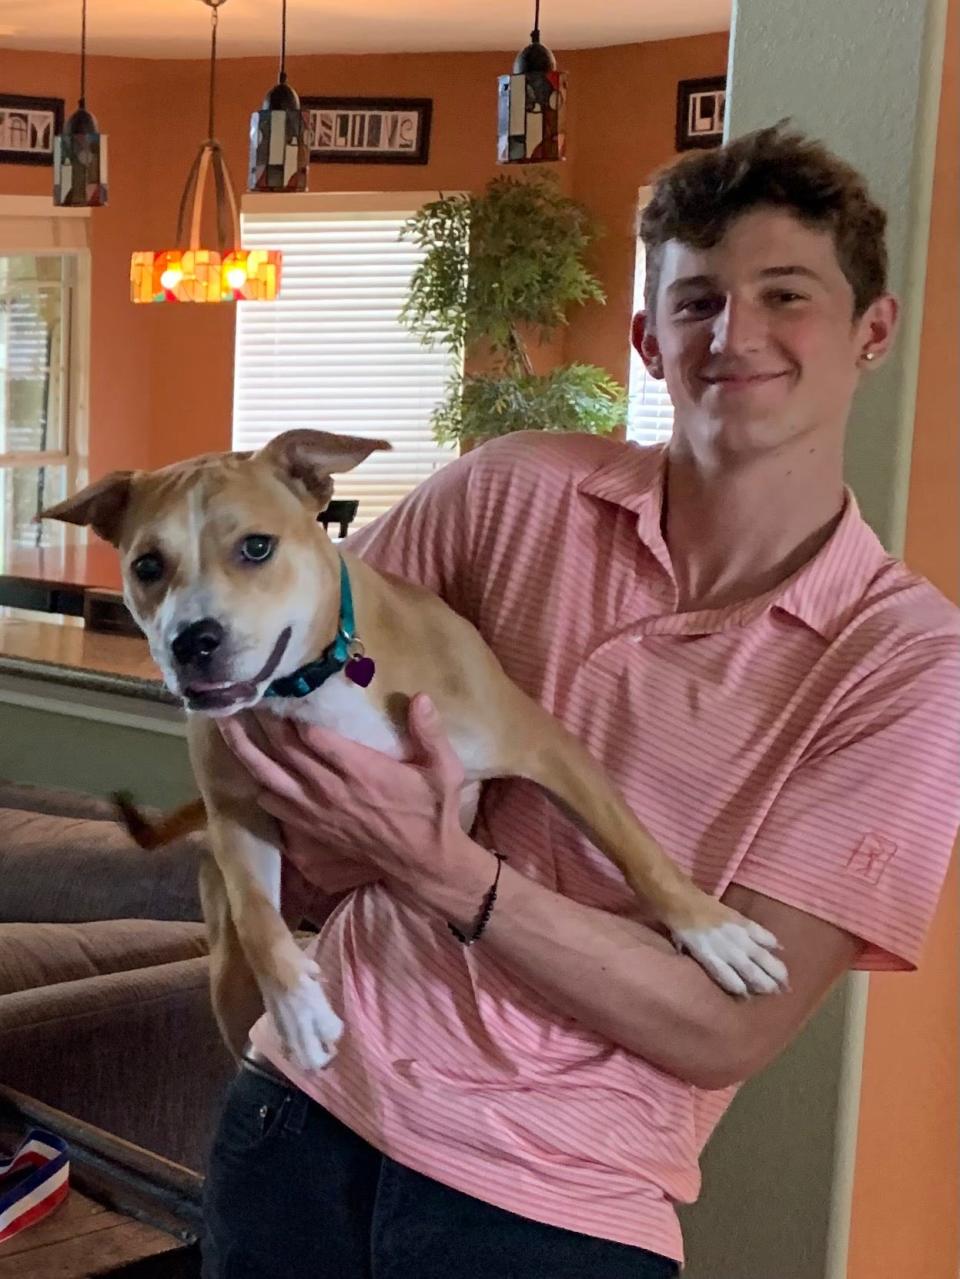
left=420, top=835, right=751, bottom=1090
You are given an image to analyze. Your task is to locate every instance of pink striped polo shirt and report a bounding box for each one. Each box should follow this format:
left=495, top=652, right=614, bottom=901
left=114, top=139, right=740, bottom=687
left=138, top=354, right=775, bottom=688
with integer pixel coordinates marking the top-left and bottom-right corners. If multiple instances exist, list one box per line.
left=250, top=433, right=960, bottom=1262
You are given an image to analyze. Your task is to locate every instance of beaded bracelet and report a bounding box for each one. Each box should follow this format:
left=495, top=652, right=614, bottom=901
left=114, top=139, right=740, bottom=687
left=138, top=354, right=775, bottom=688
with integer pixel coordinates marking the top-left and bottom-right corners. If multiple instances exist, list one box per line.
left=447, top=852, right=507, bottom=946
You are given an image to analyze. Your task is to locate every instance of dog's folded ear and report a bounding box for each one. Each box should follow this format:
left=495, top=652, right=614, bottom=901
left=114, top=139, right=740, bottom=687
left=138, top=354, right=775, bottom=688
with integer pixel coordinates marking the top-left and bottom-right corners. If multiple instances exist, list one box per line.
left=39, top=471, right=135, bottom=546
left=257, top=430, right=391, bottom=508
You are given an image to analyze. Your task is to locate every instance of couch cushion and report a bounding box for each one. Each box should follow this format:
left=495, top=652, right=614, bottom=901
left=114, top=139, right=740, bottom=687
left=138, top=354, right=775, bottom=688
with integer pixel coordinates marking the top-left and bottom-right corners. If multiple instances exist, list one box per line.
left=0, top=919, right=208, bottom=997
left=0, top=808, right=204, bottom=924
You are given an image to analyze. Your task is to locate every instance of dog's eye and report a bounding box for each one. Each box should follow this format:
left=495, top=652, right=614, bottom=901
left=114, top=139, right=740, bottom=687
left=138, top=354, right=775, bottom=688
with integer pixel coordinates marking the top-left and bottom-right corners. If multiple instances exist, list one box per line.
left=132, top=552, right=164, bottom=583
left=240, top=534, right=276, bottom=564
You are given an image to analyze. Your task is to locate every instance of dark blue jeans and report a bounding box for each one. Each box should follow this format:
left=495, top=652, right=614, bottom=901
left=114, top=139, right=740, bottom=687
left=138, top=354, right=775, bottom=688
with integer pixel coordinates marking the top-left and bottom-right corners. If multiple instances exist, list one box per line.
left=202, top=1062, right=681, bottom=1278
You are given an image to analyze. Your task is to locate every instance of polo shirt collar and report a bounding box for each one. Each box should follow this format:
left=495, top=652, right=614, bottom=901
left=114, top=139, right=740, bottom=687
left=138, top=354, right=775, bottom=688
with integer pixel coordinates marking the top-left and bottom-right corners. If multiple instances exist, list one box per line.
left=578, top=443, right=889, bottom=640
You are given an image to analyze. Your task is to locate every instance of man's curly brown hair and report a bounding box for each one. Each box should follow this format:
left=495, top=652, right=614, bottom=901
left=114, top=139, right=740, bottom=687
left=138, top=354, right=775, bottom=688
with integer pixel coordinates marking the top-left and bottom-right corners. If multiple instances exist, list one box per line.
left=640, top=123, right=888, bottom=320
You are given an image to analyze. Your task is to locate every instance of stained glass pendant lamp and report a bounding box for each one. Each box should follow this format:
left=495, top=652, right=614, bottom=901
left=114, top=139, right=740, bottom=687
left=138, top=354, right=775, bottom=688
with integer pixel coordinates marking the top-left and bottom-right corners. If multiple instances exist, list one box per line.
left=248, top=0, right=309, bottom=192
left=54, top=0, right=108, bottom=206
left=497, top=0, right=567, bottom=164
left=130, top=0, right=282, bottom=304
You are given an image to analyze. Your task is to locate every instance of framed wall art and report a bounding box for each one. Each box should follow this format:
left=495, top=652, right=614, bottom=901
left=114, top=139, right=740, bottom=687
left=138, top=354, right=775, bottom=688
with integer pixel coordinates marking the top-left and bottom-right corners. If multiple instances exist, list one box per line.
left=675, top=77, right=726, bottom=151
left=301, top=97, right=432, bottom=165
left=0, top=94, right=64, bottom=166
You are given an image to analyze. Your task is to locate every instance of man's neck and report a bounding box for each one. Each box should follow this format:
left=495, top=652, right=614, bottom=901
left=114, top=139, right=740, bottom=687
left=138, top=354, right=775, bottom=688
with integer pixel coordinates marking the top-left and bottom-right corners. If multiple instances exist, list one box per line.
left=663, top=434, right=846, bottom=612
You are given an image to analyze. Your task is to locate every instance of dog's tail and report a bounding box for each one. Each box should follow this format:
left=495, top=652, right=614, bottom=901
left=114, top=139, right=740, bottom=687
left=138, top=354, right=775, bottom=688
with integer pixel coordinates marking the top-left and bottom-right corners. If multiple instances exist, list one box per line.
left=114, top=792, right=207, bottom=849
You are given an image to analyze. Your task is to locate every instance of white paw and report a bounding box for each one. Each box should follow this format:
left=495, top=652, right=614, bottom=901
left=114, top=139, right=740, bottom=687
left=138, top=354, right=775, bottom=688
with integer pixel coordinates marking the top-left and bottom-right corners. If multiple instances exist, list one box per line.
left=263, top=960, right=344, bottom=1071
left=671, top=919, right=789, bottom=997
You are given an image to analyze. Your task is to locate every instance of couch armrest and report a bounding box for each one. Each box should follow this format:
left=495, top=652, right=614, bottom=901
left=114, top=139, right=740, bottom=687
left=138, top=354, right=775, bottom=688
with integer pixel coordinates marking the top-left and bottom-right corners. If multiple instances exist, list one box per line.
left=0, top=956, right=234, bottom=1172
left=0, top=779, right=131, bottom=822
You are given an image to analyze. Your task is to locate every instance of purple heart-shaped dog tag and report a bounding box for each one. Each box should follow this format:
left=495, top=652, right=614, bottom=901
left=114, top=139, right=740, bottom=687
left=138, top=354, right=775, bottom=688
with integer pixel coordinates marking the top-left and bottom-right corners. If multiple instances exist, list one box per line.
left=346, top=655, right=376, bottom=688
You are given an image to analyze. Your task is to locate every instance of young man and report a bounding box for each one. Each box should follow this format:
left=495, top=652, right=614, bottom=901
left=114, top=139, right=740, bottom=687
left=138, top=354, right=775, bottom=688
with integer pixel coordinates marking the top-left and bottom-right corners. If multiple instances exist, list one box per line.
left=202, top=126, right=960, bottom=1277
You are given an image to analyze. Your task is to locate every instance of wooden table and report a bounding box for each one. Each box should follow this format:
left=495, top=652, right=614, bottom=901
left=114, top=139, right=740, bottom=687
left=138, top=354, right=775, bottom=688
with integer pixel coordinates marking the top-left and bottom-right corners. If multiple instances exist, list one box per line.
left=0, top=614, right=162, bottom=688
left=0, top=1087, right=202, bottom=1277
left=0, top=544, right=121, bottom=618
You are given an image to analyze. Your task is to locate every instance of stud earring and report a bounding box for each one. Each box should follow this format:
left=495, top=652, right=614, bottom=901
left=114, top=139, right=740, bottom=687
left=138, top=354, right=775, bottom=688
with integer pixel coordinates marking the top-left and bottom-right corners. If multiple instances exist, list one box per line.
left=863, top=352, right=876, bottom=362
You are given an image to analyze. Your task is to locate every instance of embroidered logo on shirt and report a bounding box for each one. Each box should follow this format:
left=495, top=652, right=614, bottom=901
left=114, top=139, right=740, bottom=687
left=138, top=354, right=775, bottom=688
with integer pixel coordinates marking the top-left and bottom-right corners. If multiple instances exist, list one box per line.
left=846, top=833, right=897, bottom=884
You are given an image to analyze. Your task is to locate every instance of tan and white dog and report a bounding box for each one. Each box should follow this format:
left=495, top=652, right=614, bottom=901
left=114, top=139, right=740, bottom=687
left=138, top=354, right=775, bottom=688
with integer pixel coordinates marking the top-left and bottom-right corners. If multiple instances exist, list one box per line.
left=43, top=430, right=787, bottom=1071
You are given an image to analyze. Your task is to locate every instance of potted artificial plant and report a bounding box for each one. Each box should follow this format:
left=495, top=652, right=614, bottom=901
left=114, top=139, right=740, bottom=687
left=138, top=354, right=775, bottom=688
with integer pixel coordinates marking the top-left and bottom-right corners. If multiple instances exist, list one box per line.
left=400, top=171, right=627, bottom=447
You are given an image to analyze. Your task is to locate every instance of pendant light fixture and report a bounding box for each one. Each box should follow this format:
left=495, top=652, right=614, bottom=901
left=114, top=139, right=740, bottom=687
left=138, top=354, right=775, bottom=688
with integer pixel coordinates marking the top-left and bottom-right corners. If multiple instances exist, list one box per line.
left=497, top=0, right=567, bottom=164
left=54, top=0, right=108, bottom=206
left=130, top=0, right=282, bottom=304
left=248, top=0, right=309, bottom=192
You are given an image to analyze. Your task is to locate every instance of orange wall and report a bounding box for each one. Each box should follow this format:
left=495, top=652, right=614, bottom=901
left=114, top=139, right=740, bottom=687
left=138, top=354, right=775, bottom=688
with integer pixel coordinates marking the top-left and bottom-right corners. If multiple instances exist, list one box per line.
left=139, top=47, right=575, bottom=472
left=0, top=49, right=159, bottom=478
left=0, top=37, right=726, bottom=476
left=566, top=34, right=728, bottom=384
left=847, top=2, right=960, bottom=1274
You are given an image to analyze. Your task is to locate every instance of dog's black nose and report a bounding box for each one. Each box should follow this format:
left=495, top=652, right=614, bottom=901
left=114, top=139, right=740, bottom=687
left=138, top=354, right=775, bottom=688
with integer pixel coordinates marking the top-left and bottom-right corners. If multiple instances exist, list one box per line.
left=171, top=618, right=225, bottom=667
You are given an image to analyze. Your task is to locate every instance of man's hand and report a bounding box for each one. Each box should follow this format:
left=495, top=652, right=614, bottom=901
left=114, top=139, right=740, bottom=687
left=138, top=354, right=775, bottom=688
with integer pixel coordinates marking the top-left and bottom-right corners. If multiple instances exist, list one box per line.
left=218, top=694, right=494, bottom=916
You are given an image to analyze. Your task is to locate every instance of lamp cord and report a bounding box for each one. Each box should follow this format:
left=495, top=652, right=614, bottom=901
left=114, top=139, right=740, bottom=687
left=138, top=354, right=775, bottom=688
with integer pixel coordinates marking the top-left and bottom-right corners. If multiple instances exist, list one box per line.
left=531, top=0, right=540, bottom=42
left=79, top=0, right=87, bottom=108
left=279, top=0, right=288, bottom=84
left=207, top=4, right=218, bottom=139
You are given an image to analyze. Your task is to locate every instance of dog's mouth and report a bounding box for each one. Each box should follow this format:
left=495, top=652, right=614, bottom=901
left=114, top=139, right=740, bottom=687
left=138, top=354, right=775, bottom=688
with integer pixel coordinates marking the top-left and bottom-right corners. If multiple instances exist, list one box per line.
left=182, top=627, right=292, bottom=714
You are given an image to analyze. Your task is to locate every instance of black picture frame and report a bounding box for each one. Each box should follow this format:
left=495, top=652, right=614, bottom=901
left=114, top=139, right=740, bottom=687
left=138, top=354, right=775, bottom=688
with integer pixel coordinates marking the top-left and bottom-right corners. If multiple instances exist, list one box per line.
left=301, top=96, right=432, bottom=166
left=675, top=77, right=726, bottom=152
left=0, top=93, right=64, bottom=166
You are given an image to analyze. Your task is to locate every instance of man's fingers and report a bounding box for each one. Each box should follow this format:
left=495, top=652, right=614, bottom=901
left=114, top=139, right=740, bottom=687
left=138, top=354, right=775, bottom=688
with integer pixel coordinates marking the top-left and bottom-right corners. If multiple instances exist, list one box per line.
left=218, top=718, right=309, bottom=804
left=293, top=720, right=385, bottom=779
left=408, top=694, right=465, bottom=786
left=218, top=717, right=274, bottom=778
left=258, top=792, right=314, bottom=830
left=257, top=715, right=321, bottom=780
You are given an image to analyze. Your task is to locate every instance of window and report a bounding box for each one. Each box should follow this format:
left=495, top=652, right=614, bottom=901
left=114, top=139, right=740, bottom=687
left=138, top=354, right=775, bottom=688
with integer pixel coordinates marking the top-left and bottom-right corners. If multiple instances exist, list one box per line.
left=626, top=189, right=674, bottom=447
left=0, top=198, right=90, bottom=556
left=234, top=194, right=458, bottom=528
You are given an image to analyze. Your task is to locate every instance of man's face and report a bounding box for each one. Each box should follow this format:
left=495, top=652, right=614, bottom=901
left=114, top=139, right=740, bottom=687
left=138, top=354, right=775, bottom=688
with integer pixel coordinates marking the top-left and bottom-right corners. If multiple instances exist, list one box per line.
left=633, top=207, right=897, bottom=457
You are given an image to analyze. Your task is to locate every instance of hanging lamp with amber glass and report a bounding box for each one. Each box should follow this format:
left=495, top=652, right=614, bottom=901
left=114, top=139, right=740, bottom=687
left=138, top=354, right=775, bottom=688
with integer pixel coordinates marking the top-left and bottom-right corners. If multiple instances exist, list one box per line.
left=130, top=0, right=282, bottom=304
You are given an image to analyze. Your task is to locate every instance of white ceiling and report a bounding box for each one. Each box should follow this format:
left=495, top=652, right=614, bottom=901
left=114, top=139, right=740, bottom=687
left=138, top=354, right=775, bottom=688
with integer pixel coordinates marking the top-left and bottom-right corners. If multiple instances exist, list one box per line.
left=0, top=0, right=729, bottom=60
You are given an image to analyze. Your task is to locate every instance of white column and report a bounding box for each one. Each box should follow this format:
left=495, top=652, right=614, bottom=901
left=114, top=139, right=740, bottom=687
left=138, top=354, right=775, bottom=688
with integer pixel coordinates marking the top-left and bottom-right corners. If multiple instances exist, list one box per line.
left=679, top=4, right=949, bottom=1278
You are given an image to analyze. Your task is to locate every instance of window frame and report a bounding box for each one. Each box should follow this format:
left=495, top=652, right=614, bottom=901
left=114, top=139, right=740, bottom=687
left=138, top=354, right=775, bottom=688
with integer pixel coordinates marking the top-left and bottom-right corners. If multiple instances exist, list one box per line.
left=626, top=185, right=675, bottom=448
left=0, top=196, right=92, bottom=500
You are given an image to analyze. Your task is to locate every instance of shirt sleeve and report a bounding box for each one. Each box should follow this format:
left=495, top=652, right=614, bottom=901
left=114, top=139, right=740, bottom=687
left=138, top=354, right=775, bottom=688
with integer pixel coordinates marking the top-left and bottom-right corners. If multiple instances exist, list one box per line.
left=731, top=638, right=960, bottom=970
left=341, top=448, right=482, bottom=624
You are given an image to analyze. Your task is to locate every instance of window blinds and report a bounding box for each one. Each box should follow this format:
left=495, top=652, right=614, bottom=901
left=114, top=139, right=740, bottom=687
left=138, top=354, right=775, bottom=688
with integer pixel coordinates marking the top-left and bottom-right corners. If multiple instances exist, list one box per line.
left=234, top=196, right=458, bottom=527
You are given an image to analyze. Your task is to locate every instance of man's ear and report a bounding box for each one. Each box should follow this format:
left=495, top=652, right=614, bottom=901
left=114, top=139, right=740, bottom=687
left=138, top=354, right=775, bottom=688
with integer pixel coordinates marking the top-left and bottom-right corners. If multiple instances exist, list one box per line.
left=631, top=311, right=664, bottom=380
left=39, top=472, right=134, bottom=546
left=256, top=430, right=391, bottom=509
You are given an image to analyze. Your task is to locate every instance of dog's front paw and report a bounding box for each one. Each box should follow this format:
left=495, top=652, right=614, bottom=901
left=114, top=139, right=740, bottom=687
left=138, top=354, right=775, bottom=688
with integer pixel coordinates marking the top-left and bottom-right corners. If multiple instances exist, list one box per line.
left=671, top=916, right=789, bottom=997
left=263, top=960, right=344, bottom=1072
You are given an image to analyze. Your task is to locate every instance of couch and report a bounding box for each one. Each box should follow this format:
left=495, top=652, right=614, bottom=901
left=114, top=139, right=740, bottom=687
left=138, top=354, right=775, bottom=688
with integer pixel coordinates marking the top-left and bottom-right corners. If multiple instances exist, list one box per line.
left=0, top=779, right=234, bottom=1172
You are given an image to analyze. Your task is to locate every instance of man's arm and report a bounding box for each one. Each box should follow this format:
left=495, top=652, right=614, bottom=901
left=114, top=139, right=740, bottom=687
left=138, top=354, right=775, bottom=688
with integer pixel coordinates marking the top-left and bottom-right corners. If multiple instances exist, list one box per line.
left=424, top=835, right=862, bottom=1091
left=230, top=705, right=856, bottom=1091
left=429, top=637, right=959, bottom=1089
left=226, top=640, right=958, bottom=1091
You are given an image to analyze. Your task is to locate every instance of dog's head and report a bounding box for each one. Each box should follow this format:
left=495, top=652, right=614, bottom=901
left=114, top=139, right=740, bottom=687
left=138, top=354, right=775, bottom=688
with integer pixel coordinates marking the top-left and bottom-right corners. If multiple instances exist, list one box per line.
left=41, top=430, right=390, bottom=716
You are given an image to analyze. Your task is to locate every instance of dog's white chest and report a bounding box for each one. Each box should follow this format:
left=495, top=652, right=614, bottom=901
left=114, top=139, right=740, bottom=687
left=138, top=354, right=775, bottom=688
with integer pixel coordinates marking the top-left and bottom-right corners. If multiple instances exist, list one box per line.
left=268, top=674, right=405, bottom=758
left=265, top=673, right=482, bottom=831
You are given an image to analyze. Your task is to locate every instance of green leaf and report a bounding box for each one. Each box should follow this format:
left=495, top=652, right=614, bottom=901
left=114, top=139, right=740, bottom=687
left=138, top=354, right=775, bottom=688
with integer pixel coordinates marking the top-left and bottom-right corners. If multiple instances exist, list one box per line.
left=399, top=171, right=628, bottom=449
left=431, top=367, right=628, bottom=446
left=399, top=171, right=606, bottom=353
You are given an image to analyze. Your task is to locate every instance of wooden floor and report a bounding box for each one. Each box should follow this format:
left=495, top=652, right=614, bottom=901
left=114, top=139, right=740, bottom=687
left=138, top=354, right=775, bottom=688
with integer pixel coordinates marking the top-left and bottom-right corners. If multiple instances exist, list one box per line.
left=0, top=1190, right=189, bottom=1278
left=0, top=1088, right=202, bottom=1278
